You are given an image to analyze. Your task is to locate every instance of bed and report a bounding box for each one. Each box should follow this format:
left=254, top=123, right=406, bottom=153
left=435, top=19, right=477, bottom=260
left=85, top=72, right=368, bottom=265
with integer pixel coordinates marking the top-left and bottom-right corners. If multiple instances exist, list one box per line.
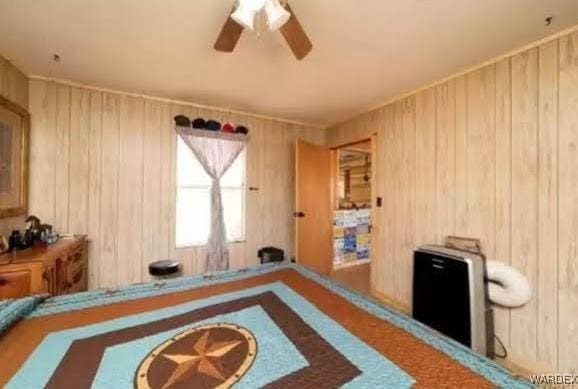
left=0, top=263, right=533, bottom=388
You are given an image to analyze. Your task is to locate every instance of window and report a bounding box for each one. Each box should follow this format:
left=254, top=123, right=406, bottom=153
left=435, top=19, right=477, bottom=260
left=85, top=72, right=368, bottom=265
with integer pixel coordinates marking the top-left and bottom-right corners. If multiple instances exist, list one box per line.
left=175, top=136, right=246, bottom=248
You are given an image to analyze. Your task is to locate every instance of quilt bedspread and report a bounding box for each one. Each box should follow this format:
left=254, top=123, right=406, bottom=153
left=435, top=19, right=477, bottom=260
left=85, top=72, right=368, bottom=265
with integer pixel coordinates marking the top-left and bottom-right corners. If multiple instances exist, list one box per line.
left=0, top=263, right=534, bottom=388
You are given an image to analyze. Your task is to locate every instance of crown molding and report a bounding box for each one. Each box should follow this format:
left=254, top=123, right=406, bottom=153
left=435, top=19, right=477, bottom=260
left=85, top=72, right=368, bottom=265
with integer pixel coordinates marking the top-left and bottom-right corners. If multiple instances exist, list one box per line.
left=28, top=74, right=325, bottom=129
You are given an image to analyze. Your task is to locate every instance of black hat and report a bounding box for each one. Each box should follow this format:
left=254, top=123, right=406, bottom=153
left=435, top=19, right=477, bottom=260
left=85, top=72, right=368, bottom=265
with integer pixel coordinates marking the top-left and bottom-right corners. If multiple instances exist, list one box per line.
left=174, top=115, right=190, bottom=127
left=192, top=118, right=206, bottom=129
left=205, top=120, right=221, bottom=131
left=235, top=125, right=249, bottom=135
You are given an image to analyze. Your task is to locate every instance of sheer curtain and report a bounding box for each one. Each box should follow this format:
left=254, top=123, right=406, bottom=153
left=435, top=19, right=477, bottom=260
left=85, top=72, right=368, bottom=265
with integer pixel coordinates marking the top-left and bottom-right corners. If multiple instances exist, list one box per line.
left=176, top=128, right=247, bottom=271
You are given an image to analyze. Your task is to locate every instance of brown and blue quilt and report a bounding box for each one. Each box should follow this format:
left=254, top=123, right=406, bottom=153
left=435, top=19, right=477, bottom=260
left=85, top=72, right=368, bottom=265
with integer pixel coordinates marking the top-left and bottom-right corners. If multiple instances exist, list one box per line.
left=0, top=263, right=534, bottom=388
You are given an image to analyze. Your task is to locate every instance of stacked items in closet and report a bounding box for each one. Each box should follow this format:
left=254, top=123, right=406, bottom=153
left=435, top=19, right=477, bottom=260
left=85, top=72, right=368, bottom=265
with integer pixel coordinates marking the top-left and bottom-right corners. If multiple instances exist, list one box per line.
left=333, top=209, right=371, bottom=266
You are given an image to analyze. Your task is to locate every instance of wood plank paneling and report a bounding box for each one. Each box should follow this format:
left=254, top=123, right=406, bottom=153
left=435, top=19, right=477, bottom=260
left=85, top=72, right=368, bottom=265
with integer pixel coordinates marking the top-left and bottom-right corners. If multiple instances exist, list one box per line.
left=117, top=96, right=144, bottom=285
left=68, top=87, right=90, bottom=234
left=390, top=101, right=404, bottom=302
left=262, top=120, right=286, bottom=250
left=98, top=93, right=120, bottom=288
left=371, top=109, right=384, bottom=290
left=54, top=85, right=71, bottom=232
left=167, top=104, right=178, bottom=263
left=466, top=66, right=495, bottom=258
left=415, top=88, right=437, bottom=246
left=435, top=80, right=456, bottom=243
left=244, top=116, right=264, bottom=266
left=400, top=97, right=415, bottom=303
left=28, top=80, right=57, bottom=225
left=87, top=91, right=103, bottom=289
left=27, top=79, right=323, bottom=291
left=325, top=28, right=578, bottom=374
left=159, top=102, right=173, bottom=260
left=380, top=105, right=395, bottom=296
left=511, top=48, right=539, bottom=361
left=558, top=31, right=578, bottom=374
left=537, top=39, right=559, bottom=369
left=142, top=99, right=163, bottom=281
left=494, top=58, right=512, bottom=350
left=454, top=75, right=469, bottom=236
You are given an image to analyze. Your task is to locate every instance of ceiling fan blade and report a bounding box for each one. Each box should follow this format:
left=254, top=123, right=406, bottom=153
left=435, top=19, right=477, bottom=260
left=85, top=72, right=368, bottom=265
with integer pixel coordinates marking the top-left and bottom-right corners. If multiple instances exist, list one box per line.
left=214, top=8, right=244, bottom=53
left=280, top=3, right=313, bottom=60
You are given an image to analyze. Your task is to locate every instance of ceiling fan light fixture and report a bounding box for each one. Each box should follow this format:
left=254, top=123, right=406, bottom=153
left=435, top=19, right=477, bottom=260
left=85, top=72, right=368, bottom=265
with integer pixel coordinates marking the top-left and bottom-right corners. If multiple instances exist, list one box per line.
left=264, top=0, right=291, bottom=31
left=214, top=0, right=312, bottom=60
left=231, top=4, right=257, bottom=30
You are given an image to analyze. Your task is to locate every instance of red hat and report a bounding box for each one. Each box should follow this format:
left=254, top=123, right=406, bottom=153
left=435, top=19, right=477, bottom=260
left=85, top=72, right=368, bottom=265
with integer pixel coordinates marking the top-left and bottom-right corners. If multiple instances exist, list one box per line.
left=222, top=122, right=235, bottom=133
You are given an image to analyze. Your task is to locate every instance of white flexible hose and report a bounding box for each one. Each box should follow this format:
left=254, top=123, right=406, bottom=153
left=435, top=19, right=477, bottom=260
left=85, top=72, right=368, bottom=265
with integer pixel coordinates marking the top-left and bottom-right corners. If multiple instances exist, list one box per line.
left=485, top=260, right=532, bottom=308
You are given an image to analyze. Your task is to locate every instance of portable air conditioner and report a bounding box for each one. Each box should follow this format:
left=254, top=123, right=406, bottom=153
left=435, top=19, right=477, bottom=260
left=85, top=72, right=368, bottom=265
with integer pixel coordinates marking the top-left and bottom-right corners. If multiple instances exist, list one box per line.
left=412, top=245, right=494, bottom=357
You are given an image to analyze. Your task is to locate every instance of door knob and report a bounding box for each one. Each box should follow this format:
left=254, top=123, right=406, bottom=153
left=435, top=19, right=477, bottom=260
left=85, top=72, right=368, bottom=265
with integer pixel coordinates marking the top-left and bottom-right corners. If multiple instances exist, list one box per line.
left=293, top=212, right=306, bottom=218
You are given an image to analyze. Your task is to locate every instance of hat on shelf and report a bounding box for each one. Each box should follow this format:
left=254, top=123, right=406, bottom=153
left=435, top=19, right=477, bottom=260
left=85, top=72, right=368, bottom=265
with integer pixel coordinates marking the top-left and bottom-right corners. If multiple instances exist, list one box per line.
left=192, top=118, right=206, bottom=129
left=235, top=125, right=249, bottom=135
left=222, top=122, right=235, bottom=133
left=174, top=115, right=190, bottom=127
left=205, top=120, right=222, bottom=131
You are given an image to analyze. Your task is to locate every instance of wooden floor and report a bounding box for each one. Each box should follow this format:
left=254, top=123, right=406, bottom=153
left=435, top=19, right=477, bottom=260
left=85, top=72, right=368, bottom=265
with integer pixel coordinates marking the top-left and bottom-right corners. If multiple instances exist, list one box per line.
left=329, top=262, right=370, bottom=295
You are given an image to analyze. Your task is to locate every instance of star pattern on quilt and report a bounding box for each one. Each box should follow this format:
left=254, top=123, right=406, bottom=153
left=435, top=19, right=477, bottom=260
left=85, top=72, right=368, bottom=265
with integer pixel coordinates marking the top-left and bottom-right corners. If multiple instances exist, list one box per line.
left=161, top=330, right=242, bottom=388
left=134, top=323, right=256, bottom=389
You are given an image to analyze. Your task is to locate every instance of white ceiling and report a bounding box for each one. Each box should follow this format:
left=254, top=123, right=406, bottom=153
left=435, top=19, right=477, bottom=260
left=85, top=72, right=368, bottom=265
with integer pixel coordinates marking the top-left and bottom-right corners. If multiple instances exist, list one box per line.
left=0, top=0, right=577, bottom=127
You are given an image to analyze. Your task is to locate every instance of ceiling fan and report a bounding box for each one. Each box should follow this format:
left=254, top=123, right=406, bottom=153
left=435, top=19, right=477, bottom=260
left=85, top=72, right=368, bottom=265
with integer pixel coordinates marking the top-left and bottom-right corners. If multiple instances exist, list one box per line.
left=214, top=0, right=313, bottom=60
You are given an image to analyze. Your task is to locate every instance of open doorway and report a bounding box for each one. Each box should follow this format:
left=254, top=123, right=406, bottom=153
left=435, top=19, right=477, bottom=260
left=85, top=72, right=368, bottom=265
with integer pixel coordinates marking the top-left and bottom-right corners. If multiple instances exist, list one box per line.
left=333, top=141, right=372, bottom=267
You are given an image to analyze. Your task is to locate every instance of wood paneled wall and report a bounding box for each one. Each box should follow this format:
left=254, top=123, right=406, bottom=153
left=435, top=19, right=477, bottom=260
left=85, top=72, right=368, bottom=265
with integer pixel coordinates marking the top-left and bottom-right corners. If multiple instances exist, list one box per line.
left=0, top=54, right=28, bottom=237
left=27, top=78, right=324, bottom=289
left=326, top=31, right=578, bottom=374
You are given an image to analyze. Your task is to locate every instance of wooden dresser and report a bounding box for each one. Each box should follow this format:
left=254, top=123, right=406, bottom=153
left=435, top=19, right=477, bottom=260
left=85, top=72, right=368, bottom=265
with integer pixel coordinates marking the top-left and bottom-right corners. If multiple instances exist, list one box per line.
left=0, top=236, right=88, bottom=299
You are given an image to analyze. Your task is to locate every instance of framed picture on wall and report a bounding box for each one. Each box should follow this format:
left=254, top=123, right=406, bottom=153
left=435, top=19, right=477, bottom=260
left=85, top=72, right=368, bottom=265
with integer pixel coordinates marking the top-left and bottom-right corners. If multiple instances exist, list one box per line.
left=0, top=95, right=29, bottom=218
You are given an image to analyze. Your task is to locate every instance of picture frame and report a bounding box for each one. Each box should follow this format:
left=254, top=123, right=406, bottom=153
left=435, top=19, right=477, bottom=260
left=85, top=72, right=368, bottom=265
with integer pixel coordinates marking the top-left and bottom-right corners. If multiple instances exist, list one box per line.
left=0, top=95, right=29, bottom=218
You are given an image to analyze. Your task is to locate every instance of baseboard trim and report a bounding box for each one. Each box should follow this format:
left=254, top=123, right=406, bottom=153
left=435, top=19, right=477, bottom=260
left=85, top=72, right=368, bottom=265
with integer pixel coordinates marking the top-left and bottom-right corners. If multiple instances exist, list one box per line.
left=370, top=287, right=411, bottom=314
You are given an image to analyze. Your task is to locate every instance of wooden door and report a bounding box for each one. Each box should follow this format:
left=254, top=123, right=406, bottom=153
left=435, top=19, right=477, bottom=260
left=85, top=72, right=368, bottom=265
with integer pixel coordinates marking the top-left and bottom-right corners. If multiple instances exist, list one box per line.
left=295, top=139, right=333, bottom=274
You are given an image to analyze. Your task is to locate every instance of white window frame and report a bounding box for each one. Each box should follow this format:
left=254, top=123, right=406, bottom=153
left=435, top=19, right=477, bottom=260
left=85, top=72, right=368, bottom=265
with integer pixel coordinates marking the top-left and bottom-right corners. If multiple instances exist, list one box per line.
left=175, top=141, right=246, bottom=249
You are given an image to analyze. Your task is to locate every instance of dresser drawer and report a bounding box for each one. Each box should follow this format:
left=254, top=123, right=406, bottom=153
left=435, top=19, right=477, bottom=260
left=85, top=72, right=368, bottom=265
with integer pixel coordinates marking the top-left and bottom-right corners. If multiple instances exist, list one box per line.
left=0, top=270, right=32, bottom=299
